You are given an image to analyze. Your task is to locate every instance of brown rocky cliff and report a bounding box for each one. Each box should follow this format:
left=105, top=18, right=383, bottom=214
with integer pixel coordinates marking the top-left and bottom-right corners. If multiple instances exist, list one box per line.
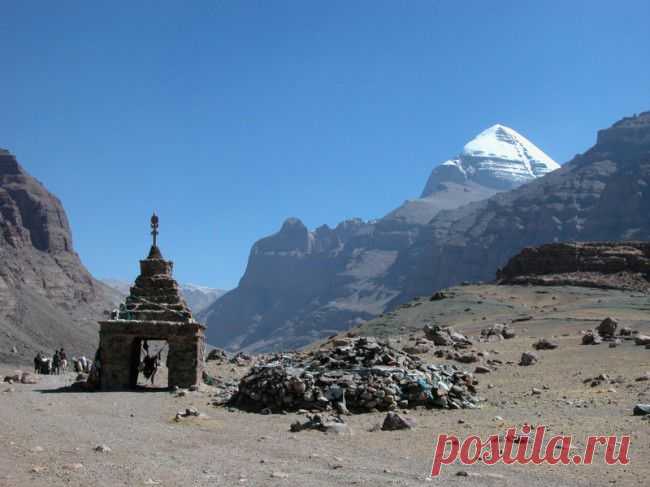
left=0, top=149, right=114, bottom=364
left=497, top=242, right=650, bottom=280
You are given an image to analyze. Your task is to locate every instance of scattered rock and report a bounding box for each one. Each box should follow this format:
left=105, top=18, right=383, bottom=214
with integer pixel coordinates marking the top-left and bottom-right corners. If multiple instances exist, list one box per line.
left=519, top=352, right=538, bottom=366
left=424, top=324, right=471, bottom=347
left=174, top=407, right=202, bottom=421
left=619, top=327, right=633, bottom=336
left=94, top=445, right=111, bottom=453
left=474, top=365, right=491, bottom=374
left=584, top=374, right=610, bottom=387
left=597, top=317, right=618, bottom=338
left=430, top=291, right=447, bottom=301
left=511, top=316, right=533, bottom=323
left=582, top=331, right=602, bottom=345
left=290, top=414, right=350, bottom=435
left=532, top=338, right=559, bottom=350
left=230, top=352, right=253, bottom=366
left=480, top=323, right=515, bottom=341
left=502, top=327, right=517, bottom=339
left=635, top=335, right=650, bottom=346
left=19, top=372, right=38, bottom=384
left=455, top=352, right=479, bottom=364
left=206, top=348, right=228, bottom=362
left=381, top=412, right=416, bottom=431
left=211, top=380, right=239, bottom=406
left=4, top=370, right=22, bottom=383
left=403, top=343, right=431, bottom=355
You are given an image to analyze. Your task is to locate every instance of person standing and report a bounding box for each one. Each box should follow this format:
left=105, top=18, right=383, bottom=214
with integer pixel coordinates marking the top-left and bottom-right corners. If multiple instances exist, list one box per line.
left=52, top=350, right=60, bottom=375
left=59, top=348, right=68, bottom=373
left=34, top=352, right=42, bottom=374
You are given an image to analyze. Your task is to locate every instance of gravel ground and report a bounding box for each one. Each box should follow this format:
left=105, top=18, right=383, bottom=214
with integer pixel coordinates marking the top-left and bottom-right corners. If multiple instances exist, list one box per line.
left=1, top=285, right=649, bottom=486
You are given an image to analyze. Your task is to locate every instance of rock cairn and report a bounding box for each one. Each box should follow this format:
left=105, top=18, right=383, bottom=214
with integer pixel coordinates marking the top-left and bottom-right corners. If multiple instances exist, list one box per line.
left=231, top=337, right=479, bottom=413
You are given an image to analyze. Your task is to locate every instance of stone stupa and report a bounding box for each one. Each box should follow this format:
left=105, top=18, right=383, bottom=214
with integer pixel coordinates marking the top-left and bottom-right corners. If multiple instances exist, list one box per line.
left=97, top=213, right=205, bottom=390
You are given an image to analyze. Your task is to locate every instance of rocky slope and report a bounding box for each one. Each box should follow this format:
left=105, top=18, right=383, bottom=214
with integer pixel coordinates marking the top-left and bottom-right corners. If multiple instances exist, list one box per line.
left=0, top=149, right=114, bottom=364
left=202, top=126, right=558, bottom=352
left=390, top=111, right=650, bottom=302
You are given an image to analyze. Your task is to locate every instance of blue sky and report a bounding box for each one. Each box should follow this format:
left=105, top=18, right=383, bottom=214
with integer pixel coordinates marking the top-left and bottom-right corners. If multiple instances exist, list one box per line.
left=1, top=1, right=649, bottom=289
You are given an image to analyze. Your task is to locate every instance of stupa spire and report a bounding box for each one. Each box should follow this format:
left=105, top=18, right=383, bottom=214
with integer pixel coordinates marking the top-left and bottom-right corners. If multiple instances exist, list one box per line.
left=147, top=212, right=163, bottom=259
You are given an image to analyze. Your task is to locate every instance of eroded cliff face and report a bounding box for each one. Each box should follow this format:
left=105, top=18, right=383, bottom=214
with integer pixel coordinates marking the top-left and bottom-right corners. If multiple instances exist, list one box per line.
left=495, top=241, right=650, bottom=292
left=201, top=217, right=408, bottom=351
left=0, top=149, right=114, bottom=364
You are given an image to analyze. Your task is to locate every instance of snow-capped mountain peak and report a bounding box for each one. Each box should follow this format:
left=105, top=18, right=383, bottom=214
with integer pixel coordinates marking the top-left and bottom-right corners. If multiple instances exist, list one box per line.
left=462, top=124, right=559, bottom=175
left=421, top=124, right=559, bottom=196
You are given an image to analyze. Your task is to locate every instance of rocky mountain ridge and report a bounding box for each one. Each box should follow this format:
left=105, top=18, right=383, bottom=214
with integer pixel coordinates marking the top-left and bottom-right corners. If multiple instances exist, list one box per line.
left=202, top=125, right=559, bottom=352
left=392, top=111, right=650, bottom=301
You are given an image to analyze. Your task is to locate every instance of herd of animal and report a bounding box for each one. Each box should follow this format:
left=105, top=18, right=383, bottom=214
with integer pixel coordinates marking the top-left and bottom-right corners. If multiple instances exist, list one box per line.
left=33, top=350, right=92, bottom=376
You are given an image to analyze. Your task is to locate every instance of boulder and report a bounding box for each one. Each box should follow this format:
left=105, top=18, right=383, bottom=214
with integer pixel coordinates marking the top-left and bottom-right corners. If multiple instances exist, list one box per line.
left=206, top=348, right=228, bottom=362
left=519, top=352, right=538, bottom=366
left=20, top=372, right=38, bottom=384
left=582, top=331, right=602, bottom=345
left=532, top=338, right=559, bottom=350
left=290, top=414, right=350, bottom=434
left=4, top=370, right=26, bottom=383
left=633, top=404, right=650, bottom=416
left=456, top=353, right=479, bottom=364
left=423, top=324, right=454, bottom=346
left=597, top=317, right=618, bottom=338
left=619, top=327, right=633, bottom=336
left=635, top=335, right=650, bottom=346
left=381, top=412, right=417, bottom=431
left=502, top=327, right=516, bottom=339
left=403, top=344, right=430, bottom=355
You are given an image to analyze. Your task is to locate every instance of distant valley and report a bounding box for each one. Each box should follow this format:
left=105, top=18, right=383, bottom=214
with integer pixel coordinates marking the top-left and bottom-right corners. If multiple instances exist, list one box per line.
left=101, top=278, right=226, bottom=315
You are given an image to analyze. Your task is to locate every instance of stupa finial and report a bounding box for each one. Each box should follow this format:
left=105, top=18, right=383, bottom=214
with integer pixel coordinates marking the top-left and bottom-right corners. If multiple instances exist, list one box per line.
left=150, top=212, right=159, bottom=247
